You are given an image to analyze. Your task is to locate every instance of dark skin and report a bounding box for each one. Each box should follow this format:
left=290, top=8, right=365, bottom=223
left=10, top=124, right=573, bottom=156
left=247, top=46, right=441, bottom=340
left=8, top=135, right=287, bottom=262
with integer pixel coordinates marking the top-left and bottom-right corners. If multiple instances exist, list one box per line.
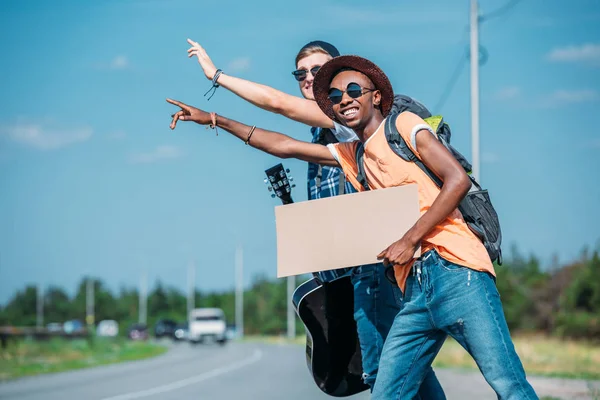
left=167, top=70, right=472, bottom=269
left=167, top=98, right=337, bottom=167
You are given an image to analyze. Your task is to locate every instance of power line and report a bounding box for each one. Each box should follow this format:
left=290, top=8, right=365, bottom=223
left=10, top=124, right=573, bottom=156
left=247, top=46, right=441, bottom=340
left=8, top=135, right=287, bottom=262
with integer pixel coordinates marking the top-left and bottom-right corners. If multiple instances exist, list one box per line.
left=479, top=0, right=524, bottom=22
left=434, top=50, right=468, bottom=113
left=433, top=0, right=524, bottom=113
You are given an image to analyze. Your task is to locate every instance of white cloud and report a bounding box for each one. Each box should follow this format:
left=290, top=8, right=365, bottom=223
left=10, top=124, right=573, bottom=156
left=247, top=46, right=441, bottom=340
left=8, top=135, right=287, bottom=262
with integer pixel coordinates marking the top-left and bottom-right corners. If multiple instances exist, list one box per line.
left=93, top=55, right=131, bottom=71
left=547, top=44, right=600, bottom=66
left=109, top=55, right=130, bottom=70
left=108, top=130, right=127, bottom=140
left=227, top=57, right=251, bottom=73
left=0, top=122, right=92, bottom=150
left=129, top=145, right=183, bottom=164
left=495, top=86, right=521, bottom=100
left=543, top=89, right=599, bottom=107
left=482, top=152, right=500, bottom=164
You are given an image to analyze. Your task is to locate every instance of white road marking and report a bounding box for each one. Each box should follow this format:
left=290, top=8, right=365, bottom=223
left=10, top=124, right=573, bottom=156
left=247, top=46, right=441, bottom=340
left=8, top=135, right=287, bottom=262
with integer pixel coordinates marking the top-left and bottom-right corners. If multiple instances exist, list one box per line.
left=99, top=348, right=262, bottom=400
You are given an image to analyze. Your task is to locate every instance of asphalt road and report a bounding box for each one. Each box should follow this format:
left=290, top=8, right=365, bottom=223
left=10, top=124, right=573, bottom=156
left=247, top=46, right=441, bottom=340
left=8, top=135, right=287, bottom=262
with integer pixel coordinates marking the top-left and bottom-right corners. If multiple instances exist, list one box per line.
left=0, top=341, right=598, bottom=400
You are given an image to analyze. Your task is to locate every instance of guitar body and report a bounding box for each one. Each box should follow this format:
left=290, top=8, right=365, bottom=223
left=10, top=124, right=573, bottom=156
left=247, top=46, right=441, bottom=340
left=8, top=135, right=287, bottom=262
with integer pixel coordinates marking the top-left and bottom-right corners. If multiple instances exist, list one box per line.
left=293, top=277, right=369, bottom=397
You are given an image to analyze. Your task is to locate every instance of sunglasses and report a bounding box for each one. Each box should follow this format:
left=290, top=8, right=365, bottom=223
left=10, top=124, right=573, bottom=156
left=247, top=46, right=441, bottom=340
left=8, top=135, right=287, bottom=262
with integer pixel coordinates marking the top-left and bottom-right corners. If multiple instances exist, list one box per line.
left=328, top=82, right=376, bottom=104
left=292, top=65, right=321, bottom=82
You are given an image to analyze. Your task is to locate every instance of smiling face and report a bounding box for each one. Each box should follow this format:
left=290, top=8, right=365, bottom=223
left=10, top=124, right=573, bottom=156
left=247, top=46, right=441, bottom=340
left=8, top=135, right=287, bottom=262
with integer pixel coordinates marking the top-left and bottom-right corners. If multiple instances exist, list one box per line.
left=296, top=52, right=332, bottom=100
left=329, top=70, right=382, bottom=131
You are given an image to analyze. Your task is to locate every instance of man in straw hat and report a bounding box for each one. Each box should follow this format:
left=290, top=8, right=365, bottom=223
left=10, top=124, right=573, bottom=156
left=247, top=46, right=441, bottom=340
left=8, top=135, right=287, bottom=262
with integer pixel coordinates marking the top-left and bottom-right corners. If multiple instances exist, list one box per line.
left=166, top=53, right=537, bottom=398
left=183, top=39, right=443, bottom=397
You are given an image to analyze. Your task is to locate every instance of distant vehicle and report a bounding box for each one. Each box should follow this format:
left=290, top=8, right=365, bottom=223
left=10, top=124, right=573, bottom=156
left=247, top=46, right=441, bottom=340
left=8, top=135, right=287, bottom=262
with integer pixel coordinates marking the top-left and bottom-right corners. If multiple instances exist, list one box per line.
left=127, top=323, right=148, bottom=341
left=225, top=324, right=239, bottom=341
left=154, top=319, right=177, bottom=339
left=46, top=322, right=63, bottom=333
left=97, top=320, right=119, bottom=337
left=188, top=308, right=227, bottom=345
left=173, top=322, right=189, bottom=341
left=63, top=320, right=84, bottom=334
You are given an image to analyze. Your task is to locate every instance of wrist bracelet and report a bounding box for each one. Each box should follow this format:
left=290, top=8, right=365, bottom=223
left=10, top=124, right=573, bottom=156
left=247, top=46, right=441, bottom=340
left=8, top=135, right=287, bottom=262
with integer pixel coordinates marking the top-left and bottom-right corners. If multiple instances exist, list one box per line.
left=245, top=125, right=256, bottom=145
left=204, top=69, right=223, bottom=101
left=206, top=112, right=219, bottom=136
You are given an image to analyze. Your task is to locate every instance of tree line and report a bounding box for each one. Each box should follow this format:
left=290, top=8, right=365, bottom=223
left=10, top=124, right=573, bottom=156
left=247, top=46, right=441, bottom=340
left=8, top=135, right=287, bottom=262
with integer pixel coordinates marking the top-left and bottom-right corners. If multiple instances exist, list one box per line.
left=1, top=246, right=598, bottom=340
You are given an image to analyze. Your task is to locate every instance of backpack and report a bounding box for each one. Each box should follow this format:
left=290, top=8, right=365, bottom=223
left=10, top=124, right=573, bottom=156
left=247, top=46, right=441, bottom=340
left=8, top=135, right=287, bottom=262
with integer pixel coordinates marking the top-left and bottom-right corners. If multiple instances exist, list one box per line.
left=354, top=112, right=503, bottom=265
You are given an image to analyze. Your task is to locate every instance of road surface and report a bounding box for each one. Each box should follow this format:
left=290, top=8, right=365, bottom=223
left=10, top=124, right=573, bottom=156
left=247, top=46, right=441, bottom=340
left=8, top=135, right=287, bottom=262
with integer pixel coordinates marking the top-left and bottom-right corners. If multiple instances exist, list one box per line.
left=0, top=341, right=598, bottom=399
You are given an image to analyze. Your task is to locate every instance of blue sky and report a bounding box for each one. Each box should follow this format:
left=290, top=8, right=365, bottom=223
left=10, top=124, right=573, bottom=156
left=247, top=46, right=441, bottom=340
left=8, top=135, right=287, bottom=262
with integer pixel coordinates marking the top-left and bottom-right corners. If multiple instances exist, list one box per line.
left=1, top=0, right=599, bottom=304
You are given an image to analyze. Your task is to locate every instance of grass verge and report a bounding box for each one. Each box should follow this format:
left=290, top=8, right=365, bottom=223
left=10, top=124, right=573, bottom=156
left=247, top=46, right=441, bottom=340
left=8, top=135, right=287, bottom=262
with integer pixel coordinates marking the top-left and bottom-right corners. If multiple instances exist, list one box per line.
left=0, top=337, right=167, bottom=381
left=431, top=333, right=600, bottom=381
left=243, top=333, right=600, bottom=380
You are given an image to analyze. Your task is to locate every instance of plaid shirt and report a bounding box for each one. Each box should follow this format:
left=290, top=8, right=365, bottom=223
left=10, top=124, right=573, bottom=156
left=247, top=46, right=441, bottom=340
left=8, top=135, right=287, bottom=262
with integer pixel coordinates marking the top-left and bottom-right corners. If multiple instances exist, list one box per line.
left=307, top=126, right=357, bottom=283
left=307, top=127, right=356, bottom=200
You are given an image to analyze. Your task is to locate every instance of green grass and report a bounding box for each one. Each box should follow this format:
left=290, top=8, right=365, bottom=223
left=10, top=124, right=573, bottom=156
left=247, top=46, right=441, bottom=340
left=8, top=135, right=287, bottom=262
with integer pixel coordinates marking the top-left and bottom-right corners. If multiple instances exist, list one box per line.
left=432, top=333, right=600, bottom=381
left=245, top=333, right=600, bottom=381
left=0, top=337, right=167, bottom=381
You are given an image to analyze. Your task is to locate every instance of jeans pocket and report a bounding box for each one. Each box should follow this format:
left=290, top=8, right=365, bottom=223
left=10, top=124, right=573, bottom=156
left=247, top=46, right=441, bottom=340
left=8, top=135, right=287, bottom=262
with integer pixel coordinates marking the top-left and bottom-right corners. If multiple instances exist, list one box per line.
left=438, top=256, right=467, bottom=272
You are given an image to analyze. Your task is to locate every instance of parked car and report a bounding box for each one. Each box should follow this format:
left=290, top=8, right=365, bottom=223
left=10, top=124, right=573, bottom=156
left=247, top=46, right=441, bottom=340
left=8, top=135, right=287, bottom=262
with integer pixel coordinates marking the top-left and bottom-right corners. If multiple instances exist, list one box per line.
left=97, top=320, right=119, bottom=337
left=63, top=319, right=84, bottom=334
left=154, top=319, right=177, bottom=339
left=46, top=322, right=63, bottom=333
left=173, top=322, right=189, bottom=341
left=127, top=323, right=148, bottom=341
left=188, top=308, right=227, bottom=345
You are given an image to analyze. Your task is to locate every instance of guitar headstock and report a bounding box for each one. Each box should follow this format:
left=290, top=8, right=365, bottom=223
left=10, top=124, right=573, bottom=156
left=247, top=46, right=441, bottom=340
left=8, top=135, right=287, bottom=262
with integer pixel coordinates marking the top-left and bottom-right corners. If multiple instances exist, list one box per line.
left=264, top=163, right=295, bottom=205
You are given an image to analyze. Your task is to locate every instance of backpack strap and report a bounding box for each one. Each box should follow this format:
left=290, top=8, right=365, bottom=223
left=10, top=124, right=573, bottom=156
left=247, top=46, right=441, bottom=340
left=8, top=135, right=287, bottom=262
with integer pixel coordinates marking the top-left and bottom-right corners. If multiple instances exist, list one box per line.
left=314, top=164, right=323, bottom=192
left=338, top=170, right=346, bottom=195
left=355, top=143, right=370, bottom=191
left=385, top=113, right=444, bottom=188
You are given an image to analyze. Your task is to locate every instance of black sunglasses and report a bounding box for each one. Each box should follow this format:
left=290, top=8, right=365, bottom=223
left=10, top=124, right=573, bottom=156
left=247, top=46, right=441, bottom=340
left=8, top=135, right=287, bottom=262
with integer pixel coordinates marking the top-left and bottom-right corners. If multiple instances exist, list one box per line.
left=292, top=65, right=321, bottom=82
left=328, top=82, right=376, bottom=104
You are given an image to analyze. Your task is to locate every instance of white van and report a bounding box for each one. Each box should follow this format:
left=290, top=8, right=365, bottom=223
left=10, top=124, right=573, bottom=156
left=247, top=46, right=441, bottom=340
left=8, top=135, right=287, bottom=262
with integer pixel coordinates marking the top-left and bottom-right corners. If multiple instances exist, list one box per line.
left=97, top=320, right=119, bottom=337
left=188, top=308, right=227, bottom=345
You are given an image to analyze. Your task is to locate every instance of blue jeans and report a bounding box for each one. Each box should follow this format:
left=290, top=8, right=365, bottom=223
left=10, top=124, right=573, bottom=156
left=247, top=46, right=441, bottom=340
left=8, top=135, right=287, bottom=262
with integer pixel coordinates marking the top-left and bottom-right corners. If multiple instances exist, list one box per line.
left=371, top=250, right=538, bottom=400
left=351, top=263, right=446, bottom=399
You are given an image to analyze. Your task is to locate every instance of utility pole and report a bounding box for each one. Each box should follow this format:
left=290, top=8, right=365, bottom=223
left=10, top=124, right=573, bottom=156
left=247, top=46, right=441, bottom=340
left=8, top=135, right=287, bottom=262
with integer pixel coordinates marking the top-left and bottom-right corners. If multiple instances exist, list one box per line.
left=139, top=272, right=147, bottom=325
left=235, top=245, right=244, bottom=339
left=287, top=276, right=295, bottom=339
left=470, top=0, right=481, bottom=182
left=36, top=284, right=43, bottom=328
left=187, top=260, right=196, bottom=317
left=86, top=277, right=95, bottom=328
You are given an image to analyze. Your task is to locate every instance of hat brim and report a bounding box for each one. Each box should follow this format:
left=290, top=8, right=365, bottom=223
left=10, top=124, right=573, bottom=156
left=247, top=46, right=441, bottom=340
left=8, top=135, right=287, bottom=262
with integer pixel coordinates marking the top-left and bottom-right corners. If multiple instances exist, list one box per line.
left=313, top=55, right=394, bottom=122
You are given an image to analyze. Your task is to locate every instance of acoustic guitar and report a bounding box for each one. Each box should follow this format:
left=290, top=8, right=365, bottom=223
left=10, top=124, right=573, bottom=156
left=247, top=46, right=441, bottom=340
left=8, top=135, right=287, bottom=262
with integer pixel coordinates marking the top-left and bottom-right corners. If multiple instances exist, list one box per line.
left=264, top=163, right=368, bottom=397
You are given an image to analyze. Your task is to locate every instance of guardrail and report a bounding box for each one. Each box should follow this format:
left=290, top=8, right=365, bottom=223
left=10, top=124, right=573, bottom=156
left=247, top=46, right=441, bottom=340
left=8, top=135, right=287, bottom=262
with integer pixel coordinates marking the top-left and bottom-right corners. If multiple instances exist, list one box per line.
left=0, top=326, right=89, bottom=349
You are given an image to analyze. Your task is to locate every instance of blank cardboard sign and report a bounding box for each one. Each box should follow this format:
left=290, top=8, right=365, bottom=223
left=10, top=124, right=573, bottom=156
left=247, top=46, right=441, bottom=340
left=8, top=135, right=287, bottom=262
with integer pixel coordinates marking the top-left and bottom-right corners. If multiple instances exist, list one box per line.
left=275, top=184, right=421, bottom=278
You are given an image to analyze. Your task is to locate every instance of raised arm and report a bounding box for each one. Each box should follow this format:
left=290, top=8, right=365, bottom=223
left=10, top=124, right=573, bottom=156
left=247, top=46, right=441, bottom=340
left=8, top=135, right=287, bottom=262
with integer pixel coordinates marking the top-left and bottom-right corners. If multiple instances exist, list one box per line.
left=167, top=98, right=338, bottom=167
left=186, top=39, right=335, bottom=129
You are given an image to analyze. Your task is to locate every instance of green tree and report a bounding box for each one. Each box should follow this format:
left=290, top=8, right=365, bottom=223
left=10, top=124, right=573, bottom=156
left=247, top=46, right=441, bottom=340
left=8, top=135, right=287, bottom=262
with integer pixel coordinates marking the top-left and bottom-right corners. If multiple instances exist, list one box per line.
left=70, top=278, right=118, bottom=324
left=555, top=251, right=600, bottom=339
left=44, top=286, right=71, bottom=324
left=1, top=286, right=38, bottom=326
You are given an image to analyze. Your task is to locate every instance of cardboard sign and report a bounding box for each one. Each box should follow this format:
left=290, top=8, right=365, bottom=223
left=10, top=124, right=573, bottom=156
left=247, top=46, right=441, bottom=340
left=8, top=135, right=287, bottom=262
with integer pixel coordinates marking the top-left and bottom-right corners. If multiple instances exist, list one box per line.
left=275, top=184, right=421, bottom=278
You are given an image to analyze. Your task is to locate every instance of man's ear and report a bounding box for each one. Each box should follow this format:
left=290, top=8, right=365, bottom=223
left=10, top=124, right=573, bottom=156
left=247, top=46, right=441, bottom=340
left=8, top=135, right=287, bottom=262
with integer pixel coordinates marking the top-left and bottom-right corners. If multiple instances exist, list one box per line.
left=373, top=90, right=382, bottom=107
